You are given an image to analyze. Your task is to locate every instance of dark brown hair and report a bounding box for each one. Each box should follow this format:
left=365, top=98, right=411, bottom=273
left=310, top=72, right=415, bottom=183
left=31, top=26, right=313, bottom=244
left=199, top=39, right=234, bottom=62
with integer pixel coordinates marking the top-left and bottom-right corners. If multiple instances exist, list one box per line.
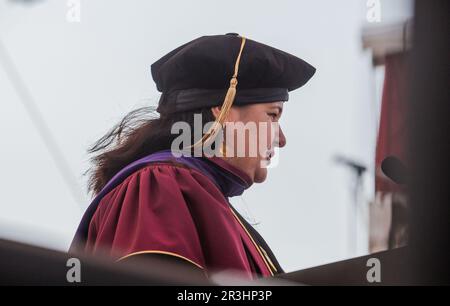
left=86, top=106, right=215, bottom=195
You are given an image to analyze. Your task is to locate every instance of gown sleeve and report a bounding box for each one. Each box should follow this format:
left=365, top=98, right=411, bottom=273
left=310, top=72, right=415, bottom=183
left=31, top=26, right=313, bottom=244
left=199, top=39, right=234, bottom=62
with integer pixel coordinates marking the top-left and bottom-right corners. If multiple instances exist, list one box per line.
left=85, top=163, right=214, bottom=270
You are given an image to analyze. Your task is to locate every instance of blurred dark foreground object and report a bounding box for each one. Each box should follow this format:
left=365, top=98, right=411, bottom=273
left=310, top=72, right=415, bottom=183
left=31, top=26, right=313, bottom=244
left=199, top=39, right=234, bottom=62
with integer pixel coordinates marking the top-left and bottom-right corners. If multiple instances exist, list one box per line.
left=0, top=238, right=412, bottom=285
left=0, top=238, right=210, bottom=286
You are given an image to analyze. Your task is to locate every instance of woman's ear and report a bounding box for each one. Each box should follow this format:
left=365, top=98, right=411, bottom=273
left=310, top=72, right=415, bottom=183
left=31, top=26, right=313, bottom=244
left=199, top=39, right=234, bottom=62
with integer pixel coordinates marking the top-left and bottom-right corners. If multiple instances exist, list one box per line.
left=211, top=106, right=221, bottom=120
left=211, top=106, right=239, bottom=122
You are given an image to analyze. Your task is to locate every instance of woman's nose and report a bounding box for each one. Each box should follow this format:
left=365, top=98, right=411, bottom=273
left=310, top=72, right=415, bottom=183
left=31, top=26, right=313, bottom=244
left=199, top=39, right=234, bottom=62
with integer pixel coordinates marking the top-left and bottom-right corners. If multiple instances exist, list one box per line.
left=275, top=126, right=287, bottom=148
left=279, top=128, right=287, bottom=148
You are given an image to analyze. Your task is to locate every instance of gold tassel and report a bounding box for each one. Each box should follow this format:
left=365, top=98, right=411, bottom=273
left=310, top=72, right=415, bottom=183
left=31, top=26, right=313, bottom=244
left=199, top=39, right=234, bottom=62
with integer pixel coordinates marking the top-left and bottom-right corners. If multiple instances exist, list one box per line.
left=188, top=37, right=246, bottom=151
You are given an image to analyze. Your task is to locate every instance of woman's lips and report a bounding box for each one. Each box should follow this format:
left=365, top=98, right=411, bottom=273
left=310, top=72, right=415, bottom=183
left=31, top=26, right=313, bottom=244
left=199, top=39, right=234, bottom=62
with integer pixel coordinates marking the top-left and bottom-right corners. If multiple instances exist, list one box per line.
left=262, top=150, right=275, bottom=166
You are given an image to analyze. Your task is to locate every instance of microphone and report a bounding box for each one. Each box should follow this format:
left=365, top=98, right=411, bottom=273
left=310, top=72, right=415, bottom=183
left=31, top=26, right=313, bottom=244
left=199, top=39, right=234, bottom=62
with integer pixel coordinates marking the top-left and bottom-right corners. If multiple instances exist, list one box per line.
left=334, top=155, right=367, bottom=176
left=381, top=156, right=408, bottom=185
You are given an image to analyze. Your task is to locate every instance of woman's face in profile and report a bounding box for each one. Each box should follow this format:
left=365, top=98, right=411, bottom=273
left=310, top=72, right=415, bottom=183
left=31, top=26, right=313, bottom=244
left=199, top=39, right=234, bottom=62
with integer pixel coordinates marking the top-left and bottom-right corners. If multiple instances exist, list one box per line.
left=213, top=101, right=287, bottom=183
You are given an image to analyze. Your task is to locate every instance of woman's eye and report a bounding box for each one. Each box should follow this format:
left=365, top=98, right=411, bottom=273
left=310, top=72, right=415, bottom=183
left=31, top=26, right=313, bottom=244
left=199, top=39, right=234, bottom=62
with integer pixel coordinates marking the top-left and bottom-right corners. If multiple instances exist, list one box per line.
left=268, top=113, right=278, bottom=119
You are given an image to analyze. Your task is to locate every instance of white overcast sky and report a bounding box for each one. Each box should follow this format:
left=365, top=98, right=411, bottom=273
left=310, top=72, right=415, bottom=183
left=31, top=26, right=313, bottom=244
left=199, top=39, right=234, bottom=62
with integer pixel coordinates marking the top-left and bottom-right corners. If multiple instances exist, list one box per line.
left=0, top=0, right=412, bottom=272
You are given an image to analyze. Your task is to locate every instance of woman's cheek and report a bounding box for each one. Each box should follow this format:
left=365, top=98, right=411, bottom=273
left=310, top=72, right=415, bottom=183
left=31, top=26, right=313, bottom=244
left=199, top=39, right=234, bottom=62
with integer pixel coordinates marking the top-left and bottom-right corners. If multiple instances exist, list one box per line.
left=270, top=121, right=280, bottom=148
left=269, top=122, right=275, bottom=148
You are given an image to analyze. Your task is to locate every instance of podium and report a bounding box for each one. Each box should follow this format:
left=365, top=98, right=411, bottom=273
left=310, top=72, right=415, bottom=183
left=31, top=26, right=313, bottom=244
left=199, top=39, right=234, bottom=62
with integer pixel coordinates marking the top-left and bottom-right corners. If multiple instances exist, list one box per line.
left=276, top=247, right=411, bottom=285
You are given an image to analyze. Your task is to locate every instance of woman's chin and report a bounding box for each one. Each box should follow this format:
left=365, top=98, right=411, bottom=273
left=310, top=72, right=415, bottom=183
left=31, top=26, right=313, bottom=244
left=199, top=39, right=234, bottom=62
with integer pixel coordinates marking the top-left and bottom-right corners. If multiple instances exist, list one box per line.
left=253, top=167, right=268, bottom=183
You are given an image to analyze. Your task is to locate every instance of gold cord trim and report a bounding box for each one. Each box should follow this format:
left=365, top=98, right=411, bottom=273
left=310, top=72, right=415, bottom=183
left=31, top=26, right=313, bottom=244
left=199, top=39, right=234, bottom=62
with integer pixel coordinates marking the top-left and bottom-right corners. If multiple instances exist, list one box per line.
left=116, top=250, right=204, bottom=270
left=259, top=246, right=278, bottom=273
left=229, top=208, right=275, bottom=276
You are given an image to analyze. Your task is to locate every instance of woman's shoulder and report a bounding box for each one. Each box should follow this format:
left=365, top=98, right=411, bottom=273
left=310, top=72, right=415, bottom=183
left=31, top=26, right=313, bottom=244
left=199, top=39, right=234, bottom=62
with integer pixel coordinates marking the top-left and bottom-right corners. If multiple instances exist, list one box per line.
left=98, top=161, right=224, bottom=209
left=88, top=160, right=231, bottom=252
left=130, top=161, right=220, bottom=190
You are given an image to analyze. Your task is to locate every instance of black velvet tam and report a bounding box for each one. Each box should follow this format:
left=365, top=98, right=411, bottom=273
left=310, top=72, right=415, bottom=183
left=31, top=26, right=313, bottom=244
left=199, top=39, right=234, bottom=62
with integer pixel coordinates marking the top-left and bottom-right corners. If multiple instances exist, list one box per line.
left=151, top=33, right=316, bottom=114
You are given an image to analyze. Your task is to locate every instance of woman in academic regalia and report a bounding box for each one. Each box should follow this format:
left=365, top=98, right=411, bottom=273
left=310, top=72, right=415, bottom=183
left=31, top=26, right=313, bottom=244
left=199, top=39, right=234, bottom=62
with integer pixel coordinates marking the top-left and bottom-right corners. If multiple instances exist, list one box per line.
left=70, top=33, right=315, bottom=279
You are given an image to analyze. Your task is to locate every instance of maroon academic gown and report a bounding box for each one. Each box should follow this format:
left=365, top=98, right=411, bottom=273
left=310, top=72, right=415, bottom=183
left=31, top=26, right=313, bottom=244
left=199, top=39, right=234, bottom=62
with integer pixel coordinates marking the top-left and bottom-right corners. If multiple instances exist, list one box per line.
left=79, top=152, right=279, bottom=279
